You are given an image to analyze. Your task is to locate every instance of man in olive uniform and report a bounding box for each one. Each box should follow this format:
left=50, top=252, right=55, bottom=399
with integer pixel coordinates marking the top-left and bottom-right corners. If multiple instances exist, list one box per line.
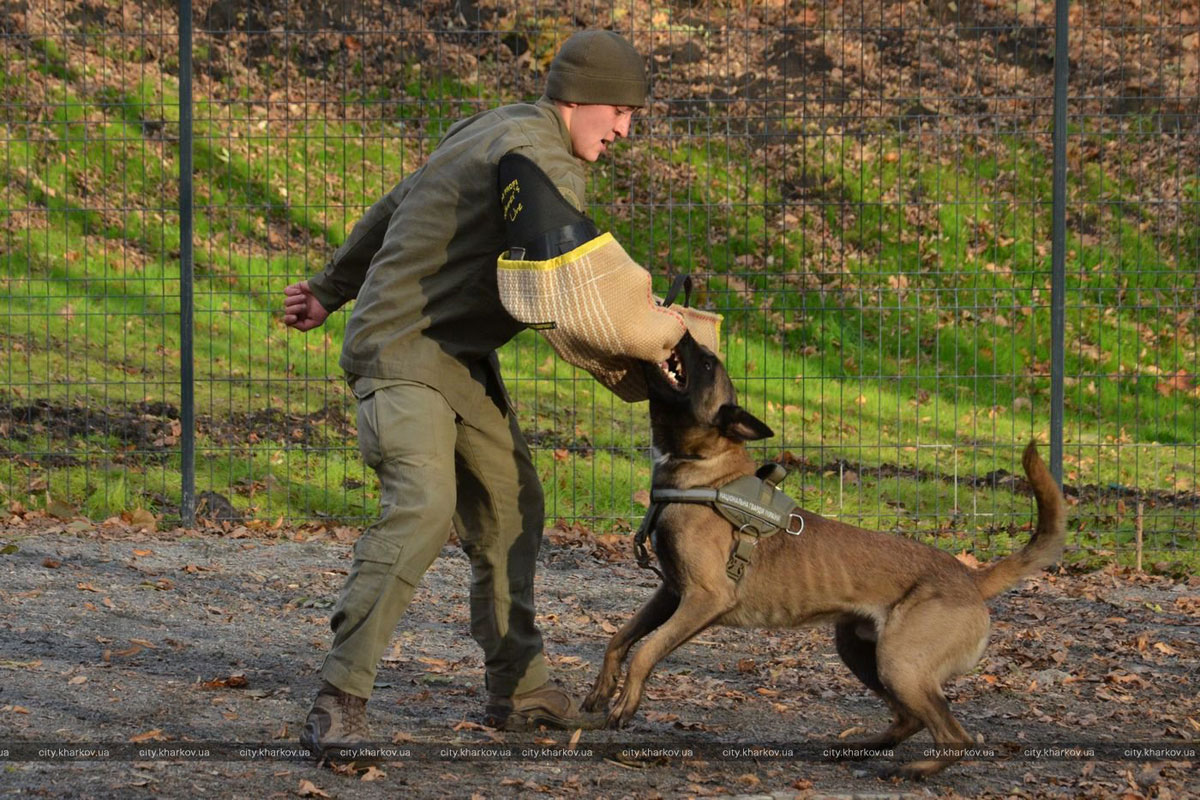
left=282, top=31, right=659, bottom=757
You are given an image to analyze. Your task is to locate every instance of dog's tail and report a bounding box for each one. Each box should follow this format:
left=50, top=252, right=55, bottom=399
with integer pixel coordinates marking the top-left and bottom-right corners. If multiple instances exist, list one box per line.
left=973, top=441, right=1068, bottom=600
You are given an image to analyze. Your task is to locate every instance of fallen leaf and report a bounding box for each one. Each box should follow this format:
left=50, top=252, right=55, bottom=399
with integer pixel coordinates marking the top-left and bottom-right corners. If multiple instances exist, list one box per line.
left=126, top=508, right=158, bottom=530
left=956, top=551, right=982, bottom=568
left=129, top=729, right=166, bottom=743
left=202, top=673, right=248, bottom=689
left=416, top=657, right=451, bottom=671
left=108, top=645, right=141, bottom=660
left=452, top=719, right=486, bottom=732
left=1155, top=370, right=1193, bottom=396
left=45, top=496, right=77, bottom=519
left=360, top=766, right=386, bottom=781
left=297, top=779, right=331, bottom=798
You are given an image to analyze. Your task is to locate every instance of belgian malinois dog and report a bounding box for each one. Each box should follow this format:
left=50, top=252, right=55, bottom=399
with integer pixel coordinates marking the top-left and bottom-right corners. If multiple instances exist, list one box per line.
left=583, top=333, right=1067, bottom=778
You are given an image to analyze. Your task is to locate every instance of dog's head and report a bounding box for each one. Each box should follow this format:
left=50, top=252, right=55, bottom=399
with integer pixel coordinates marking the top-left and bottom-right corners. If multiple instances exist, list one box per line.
left=642, top=332, right=774, bottom=459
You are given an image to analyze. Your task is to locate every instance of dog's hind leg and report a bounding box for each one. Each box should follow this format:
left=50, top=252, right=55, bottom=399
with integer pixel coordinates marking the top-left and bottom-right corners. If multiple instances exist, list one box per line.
left=876, top=678, right=973, bottom=779
left=874, top=599, right=989, bottom=778
left=583, top=585, right=679, bottom=712
left=607, top=587, right=733, bottom=728
left=834, top=621, right=923, bottom=751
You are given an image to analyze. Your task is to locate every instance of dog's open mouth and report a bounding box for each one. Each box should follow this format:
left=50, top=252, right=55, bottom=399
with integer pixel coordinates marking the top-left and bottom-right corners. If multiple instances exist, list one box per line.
left=658, top=348, right=687, bottom=389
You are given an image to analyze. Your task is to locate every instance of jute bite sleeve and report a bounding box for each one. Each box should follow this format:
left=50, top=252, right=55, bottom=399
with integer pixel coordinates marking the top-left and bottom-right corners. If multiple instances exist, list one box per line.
left=497, top=154, right=721, bottom=402
left=498, top=234, right=722, bottom=401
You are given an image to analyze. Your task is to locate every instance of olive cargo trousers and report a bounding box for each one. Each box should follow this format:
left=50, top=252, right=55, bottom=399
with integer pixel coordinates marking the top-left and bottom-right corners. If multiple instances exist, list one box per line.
left=319, top=374, right=549, bottom=700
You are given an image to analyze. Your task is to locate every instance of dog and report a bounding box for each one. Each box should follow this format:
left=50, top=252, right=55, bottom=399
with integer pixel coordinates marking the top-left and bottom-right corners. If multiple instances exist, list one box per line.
left=582, top=332, right=1067, bottom=778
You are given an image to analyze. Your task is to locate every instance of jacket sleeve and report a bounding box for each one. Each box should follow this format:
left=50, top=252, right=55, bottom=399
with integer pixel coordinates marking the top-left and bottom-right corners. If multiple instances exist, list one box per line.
left=307, top=179, right=410, bottom=312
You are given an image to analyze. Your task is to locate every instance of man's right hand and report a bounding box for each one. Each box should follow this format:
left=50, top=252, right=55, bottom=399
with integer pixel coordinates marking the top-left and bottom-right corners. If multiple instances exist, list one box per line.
left=283, top=280, right=330, bottom=331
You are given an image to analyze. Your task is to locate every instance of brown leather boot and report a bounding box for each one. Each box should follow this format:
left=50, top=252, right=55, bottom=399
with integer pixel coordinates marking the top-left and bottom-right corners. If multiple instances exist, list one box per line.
left=483, top=682, right=604, bottom=731
left=300, top=682, right=372, bottom=760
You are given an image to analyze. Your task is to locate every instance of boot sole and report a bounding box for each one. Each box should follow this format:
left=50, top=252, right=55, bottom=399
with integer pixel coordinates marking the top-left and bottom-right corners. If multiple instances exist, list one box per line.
left=301, top=724, right=382, bottom=765
left=502, top=707, right=606, bottom=731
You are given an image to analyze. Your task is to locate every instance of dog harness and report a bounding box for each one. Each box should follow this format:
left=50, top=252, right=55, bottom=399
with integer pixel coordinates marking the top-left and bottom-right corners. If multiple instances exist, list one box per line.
left=633, top=462, right=805, bottom=582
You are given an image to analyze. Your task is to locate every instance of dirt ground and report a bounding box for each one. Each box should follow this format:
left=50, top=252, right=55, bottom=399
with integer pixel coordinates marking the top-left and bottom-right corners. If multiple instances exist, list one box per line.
left=1, top=517, right=1196, bottom=800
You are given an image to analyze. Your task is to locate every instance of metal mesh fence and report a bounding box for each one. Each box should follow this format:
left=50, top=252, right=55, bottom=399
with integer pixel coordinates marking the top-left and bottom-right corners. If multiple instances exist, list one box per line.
left=1, top=1, right=181, bottom=521
left=0, top=1, right=1196, bottom=569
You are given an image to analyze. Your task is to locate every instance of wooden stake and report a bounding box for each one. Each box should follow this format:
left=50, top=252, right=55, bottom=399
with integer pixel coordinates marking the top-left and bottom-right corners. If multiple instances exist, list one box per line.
left=1135, top=500, right=1144, bottom=573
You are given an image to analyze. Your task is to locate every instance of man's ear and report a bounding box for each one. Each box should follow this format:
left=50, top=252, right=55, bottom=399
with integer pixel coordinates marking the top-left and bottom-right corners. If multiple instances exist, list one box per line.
left=715, top=404, right=774, bottom=442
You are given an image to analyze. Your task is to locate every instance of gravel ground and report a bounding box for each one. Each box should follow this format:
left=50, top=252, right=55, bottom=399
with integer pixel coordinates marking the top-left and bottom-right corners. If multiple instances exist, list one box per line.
left=1, top=518, right=1197, bottom=799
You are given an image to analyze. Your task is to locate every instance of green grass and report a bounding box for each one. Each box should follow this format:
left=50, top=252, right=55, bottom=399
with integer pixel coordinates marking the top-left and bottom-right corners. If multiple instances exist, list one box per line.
left=0, top=33, right=1197, bottom=574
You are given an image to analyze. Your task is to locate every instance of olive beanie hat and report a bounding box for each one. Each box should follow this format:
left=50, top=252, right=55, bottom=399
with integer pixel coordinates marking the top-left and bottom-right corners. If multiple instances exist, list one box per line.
left=545, top=30, right=649, bottom=108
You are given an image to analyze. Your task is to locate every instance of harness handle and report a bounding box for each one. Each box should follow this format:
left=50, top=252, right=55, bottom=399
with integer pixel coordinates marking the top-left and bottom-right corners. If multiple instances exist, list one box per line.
left=662, top=274, right=692, bottom=308
left=755, top=461, right=788, bottom=487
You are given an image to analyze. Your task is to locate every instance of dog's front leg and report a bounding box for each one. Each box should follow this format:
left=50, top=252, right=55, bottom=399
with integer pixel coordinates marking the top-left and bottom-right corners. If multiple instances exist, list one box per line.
left=608, top=588, right=733, bottom=728
left=583, top=585, right=679, bottom=712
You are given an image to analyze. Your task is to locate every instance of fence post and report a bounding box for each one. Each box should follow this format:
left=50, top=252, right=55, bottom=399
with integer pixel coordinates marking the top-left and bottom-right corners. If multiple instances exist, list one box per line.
left=1049, top=0, right=1069, bottom=485
left=178, top=0, right=196, bottom=526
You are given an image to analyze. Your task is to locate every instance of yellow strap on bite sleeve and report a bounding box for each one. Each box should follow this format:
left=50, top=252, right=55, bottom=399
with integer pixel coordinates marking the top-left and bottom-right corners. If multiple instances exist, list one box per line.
left=498, top=233, right=721, bottom=402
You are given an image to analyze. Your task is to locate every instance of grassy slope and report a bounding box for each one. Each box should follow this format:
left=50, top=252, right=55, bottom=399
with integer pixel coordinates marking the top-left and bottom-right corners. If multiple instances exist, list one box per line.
left=0, top=6, right=1197, bottom=570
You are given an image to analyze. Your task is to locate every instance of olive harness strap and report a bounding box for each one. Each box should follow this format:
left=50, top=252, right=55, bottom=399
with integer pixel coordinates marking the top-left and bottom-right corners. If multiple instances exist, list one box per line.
left=633, top=462, right=805, bottom=582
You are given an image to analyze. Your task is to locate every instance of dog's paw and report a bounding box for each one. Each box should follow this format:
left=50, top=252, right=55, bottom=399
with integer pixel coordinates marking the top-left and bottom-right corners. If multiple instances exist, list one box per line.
left=604, top=701, right=636, bottom=729
left=580, top=693, right=605, bottom=713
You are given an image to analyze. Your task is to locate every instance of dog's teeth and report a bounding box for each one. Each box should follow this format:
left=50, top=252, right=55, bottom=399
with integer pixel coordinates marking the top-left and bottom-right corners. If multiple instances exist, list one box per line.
left=659, top=354, right=685, bottom=387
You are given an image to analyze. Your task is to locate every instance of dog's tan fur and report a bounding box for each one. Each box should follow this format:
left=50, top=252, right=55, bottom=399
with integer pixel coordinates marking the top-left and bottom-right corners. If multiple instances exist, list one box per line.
left=583, top=333, right=1068, bottom=778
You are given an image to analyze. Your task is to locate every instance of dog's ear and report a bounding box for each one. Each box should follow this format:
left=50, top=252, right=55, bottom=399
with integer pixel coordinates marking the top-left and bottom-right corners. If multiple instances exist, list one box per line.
left=715, top=404, right=775, bottom=442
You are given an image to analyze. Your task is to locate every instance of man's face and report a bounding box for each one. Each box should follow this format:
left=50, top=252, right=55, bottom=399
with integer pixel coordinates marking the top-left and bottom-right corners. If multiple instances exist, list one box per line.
left=564, top=103, right=637, bottom=162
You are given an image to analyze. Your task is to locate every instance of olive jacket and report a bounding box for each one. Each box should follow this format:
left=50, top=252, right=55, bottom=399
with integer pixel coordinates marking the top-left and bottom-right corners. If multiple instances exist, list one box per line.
left=307, top=97, right=585, bottom=420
